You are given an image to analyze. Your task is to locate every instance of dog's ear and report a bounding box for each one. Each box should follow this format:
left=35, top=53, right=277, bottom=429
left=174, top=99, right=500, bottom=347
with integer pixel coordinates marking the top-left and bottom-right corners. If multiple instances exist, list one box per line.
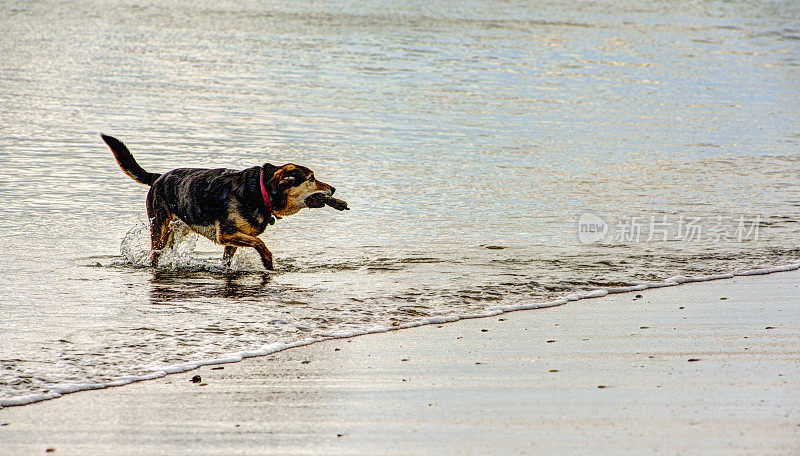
left=264, top=166, right=287, bottom=211
left=279, top=175, right=296, bottom=186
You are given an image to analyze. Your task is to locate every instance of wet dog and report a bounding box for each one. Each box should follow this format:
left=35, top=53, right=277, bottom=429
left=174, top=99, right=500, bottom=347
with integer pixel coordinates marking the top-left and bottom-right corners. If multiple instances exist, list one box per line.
left=101, top=134, right=348, bottom=270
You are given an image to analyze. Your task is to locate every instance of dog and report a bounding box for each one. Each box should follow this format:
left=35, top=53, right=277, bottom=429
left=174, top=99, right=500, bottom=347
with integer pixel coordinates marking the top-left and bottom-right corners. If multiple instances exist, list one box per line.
left=101, top=134, right=348, bottom=270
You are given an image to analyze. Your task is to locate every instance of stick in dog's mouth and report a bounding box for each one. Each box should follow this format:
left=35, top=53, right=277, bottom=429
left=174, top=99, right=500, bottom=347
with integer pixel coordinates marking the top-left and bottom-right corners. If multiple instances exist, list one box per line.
left=305, top=192, right=350, bottom=211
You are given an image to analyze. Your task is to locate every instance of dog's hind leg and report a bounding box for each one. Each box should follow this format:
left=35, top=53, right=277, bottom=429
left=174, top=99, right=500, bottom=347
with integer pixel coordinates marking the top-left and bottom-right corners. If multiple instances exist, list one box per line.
left=149, top=216, right=172, bottom=268
left=147, top=194, right=174, bottom=268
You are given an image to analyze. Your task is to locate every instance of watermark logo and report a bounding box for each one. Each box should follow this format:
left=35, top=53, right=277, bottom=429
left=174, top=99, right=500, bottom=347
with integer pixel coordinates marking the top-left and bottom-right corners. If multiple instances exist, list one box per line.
left=578, top=212, right=608, bottom=245
left=577, top=213, right=762, bottom=245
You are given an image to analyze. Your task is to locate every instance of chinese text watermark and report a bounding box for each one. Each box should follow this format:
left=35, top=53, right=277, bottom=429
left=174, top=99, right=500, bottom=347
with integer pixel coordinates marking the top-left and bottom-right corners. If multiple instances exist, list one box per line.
left=577, top=213, right=762, bottom=245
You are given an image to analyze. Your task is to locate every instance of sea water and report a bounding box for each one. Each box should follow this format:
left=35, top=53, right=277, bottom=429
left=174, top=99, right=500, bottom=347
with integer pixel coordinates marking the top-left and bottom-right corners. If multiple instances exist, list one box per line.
left=1, top=0, right=799, bottom=406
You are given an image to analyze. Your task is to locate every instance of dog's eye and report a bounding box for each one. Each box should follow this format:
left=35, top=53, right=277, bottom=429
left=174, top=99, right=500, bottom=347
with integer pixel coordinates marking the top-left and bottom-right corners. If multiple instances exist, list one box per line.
left=308, top=175, right=315, bottom=182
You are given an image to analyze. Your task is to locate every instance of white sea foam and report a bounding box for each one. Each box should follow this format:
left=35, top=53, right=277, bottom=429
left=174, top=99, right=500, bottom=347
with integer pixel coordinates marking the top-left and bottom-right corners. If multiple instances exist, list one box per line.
left=423, top=316, right=461, bottom=325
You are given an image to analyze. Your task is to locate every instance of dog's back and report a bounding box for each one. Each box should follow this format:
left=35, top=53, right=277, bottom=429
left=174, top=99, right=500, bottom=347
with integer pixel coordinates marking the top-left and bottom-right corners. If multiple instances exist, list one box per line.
left=149, top=166, right=265, bottom=231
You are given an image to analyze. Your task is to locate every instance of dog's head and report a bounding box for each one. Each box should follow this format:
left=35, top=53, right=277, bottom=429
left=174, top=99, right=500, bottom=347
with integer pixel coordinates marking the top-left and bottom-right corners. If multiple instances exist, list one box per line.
left=263, top=164, right=335, bottom=217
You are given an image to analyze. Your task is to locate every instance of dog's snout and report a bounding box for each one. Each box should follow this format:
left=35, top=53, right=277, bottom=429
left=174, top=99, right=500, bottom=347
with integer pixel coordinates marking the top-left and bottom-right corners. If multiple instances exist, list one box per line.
left=329, top=186, right=336, bottom=195
left=314, top=178, right=335, bottom=195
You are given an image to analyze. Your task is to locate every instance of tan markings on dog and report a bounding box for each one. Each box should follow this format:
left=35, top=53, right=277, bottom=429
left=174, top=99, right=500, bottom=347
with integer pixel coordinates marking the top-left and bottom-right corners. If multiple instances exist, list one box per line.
left=230, top=211, right=262, bottom=237
left=189, top=224, right=220, bottom=243
left=273, top=168, right=335, bottom=218
left=277, top=179, right=316, bottom=217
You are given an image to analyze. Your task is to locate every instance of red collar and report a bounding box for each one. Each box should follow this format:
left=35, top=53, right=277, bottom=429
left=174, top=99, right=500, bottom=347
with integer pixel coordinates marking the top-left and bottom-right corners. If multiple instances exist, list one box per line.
left=259, top=169, right=274, bottom=215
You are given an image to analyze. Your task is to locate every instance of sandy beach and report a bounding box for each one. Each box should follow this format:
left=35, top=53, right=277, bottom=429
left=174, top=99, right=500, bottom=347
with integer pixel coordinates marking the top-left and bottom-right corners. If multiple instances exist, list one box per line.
left=1, top=270, right=798, bottom=455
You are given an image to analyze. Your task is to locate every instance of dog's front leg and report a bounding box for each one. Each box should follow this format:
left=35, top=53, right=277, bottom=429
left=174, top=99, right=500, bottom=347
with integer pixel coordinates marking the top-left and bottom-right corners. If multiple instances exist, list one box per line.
left=222, top=246, right=238, bottom=270
left=217, top=232, right=274, bottom=270
left=223, top=246, right=237, bottom=264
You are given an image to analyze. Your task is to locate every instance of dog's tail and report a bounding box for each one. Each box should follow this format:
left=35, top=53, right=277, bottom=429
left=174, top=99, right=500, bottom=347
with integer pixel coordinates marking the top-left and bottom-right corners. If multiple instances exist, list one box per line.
left=101, top=134, right=160, bottom=186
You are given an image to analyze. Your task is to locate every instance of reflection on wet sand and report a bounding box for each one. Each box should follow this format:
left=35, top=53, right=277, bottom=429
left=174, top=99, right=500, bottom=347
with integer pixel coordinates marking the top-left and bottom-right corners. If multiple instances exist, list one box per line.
left=148, top=271, right=273, bottom=305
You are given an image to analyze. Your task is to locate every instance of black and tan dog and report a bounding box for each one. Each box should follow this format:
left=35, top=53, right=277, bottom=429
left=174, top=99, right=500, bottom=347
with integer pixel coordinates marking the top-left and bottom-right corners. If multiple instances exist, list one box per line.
left=101, top=134, right=348, bottom=270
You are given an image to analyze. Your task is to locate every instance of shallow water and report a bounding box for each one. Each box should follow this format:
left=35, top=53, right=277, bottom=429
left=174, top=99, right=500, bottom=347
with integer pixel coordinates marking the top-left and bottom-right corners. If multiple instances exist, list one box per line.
left=1, top=0, right=799, bottom=404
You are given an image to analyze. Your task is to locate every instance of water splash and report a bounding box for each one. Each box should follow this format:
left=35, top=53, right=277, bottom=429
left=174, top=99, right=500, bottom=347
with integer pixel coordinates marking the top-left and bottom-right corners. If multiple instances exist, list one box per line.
left=119, top=219, right=152, bottom=268
left=118, top=219, right=250, bottom=273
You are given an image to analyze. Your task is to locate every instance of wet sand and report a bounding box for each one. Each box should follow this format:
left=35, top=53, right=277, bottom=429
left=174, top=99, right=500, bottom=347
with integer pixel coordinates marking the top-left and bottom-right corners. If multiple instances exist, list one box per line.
left=1, top=270, right=798, bottom=455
